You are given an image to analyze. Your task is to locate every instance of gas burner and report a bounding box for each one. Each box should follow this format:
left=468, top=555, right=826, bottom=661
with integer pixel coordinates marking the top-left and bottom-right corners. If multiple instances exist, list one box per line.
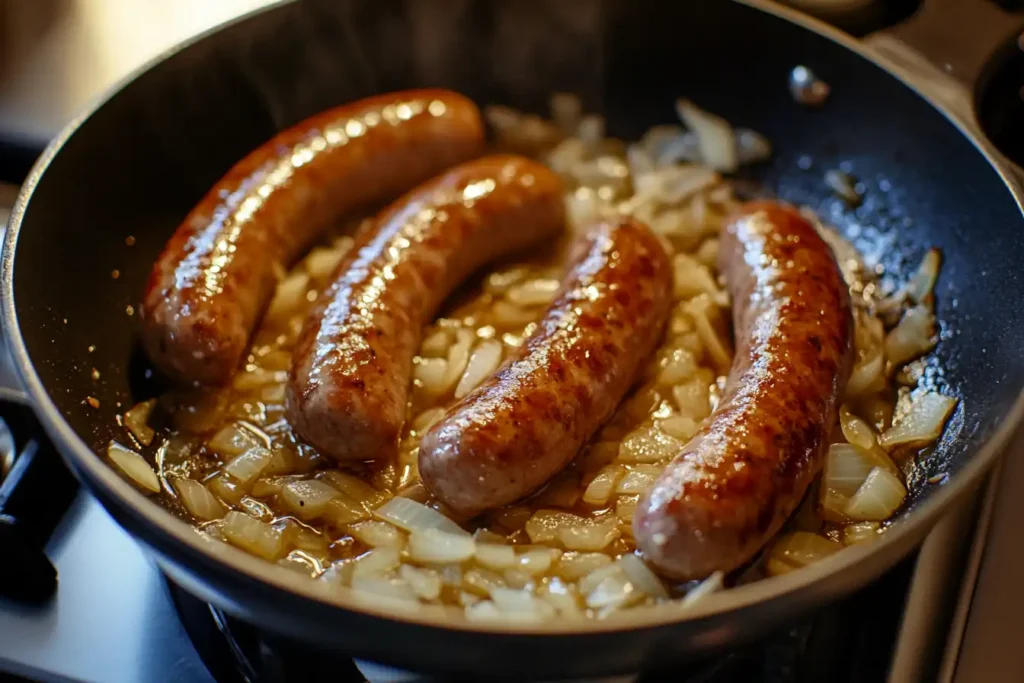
left=165, top=556, right=913, bottom=683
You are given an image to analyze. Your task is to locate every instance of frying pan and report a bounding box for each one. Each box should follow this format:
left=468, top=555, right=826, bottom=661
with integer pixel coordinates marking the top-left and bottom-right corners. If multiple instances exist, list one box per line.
left=3, top=0, right=1024, bottom=677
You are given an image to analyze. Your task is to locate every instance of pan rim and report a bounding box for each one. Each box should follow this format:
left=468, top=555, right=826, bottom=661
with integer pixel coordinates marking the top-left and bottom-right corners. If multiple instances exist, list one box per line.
left=2, top=0, right=1023, bottom=639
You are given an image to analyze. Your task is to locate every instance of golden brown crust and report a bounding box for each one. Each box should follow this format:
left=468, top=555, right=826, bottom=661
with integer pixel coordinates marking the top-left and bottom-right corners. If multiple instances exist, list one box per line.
left=635, top=201, right=854, bottom=580
left=141, top=90, right=484, bottom=386
left=287, top=155, right=566, bottom=462
left=420, top=217, right=673, bottom=515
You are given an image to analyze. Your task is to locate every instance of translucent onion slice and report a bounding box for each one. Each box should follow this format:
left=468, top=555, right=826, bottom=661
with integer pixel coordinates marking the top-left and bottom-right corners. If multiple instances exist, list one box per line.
left=350, top=577, right=418, bottom=605
left=351, top=547, right=401, bottom=579
left=539, top=577, right=584, bottom=616
left=443, top=329, right=475, bottom=392
left=844, top=467, right=907, bottom=521
left=107, top=441, right=160, bottom=493
left=680, top=571, right=725, bottom=608
left=475, top=544, right=518, bottom=571
left=617, top=427, right=683, bottom=464
left=348, top=520, right=405, bottom=549
left=657, top=347, right=697, bottom=385
left=843, top=521, right=881, bottom=545
left=321, top=496, right=370, bottom=526
left=407, top=528, right=476, bottom=564
left=207, top=422, right=261, bottom=458
left=319, top=470, right=389, bottom=510
left=223, top=447, right=272, bottom=486
left=905, top=248, right=942, bottom=304
left=766, top=532, right=842, bottom=576
left=518, top=548, right=559, bottom=576
left=490, top=587, right=557, bottom=623
left=879, top=392, right=957, bottom=451
left=675, top=99, right=738, bottom=173
left=845, top=351, right=884, bottom=397
left=556, top=518, right=620, bottom=552
left=822, top=444, right=875, bottom=498
left=657, top=415, right=700, bottom=442
left=582, top=465, right=624, bottom=506
left=374, top=497, right=468, bottom=536
left=555, top=552, right=614, bottom=581
left=414, top=357, right=449, bottom=394
left=399, top=564, right=442, bottom=601
left=839, top=406, right=876, bottom=450
left=221, top=511, right=289, bottom=561
left=616, top=465, right=663, bottom=495
left=304, top=245, right=347, bottom=281
left=617, top=553, right=669, bottom=599
left=506, top=278, right=560, bottom=307
left=672, top=253, right=720, bottom=300
left=123, top=399, right=157, bottom=446
left=585, top=572, right=639, bottom=610
left=885, top=305, right=936, bottom=367
left=454, top=339, right=503, bottom=399
left=282, top=479, right=340, bottom=521
left=172, top=478, right=226, bottom=521
left=265, top=272, right=311, bottom=324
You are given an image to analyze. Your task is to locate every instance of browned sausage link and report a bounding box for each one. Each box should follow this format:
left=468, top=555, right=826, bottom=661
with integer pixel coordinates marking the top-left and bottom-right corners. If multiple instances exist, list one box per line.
left=141, top=90, right=484, bottom=386
left=287, top=155, right=566, bottom=462
left=419, top=217, right=673, bottom=516
left=634, top=201, right=854, bottom=580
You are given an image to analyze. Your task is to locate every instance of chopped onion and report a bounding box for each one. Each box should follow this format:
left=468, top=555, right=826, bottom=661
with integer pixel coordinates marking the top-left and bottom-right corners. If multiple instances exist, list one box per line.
left=348, top=520, right=405, bottom=549
left=420, top=328, right=452, bottom=357
left=352, top=547, right=401, bottom=579
left=556, top=518, right=620, bottom=552
left=411, top=407, right=447, bottom=434
left=172, top=478, right=226, bottom=521
left=582, top=465, right=624, bottom=506
left=475, top=544, right=518, bottom=571
left=518, top=548, right=558, bottom=576
left=555, top=552, right=613, bottom=581
left=822, top=444, right=876, bottom=498
left=507, top=278, right=560, bottom=307
left=846, top=351, right=884, bottom=397
left=206, top=473, right=245, bottom=505
left=839, top=406, right=876, bottom=450
left=675, top=99, right=737, bottom=173
left=399, top=564, right=442, bottom=601
left=454, top=339, right=503, bottom=399
left=736, top=128, right=772, bottom=165
left=617, top=553, right=668, bottom=599
left=107, top=441, right=160, bottom=493
left=124, top=399, right=157, bottom=446
left=766, top=532, right=842, bottom=576
left=350, top=577, right=418, bottom=605
left=490, top=587, right=557, bottom=623
left=673, top=377, right=712, bottom=420
left=618, top=426, right=683, bottom=463
left=672, top=253, right=720, bottom=300
left=414, top=357, right=449, bottom=394
left=657, top=347, right=698, bottom=385
left=843, top=521, right=881, bottom=545
left=463, top=568, right=507, bottom=597
left=374, top=497, right=467, bottom=536
left=905, top=248, right=942, bottom=304
left=657, top=415, right=700, bottom=442
left=616, top=465, right=663, bottom=495
left=282, top=479, right=340, bottom=521
left=265, top=272, right=311, bottom=324
left=484, top=268, right=528, bottom=296
left=407, top=528, right=476, bottom=564
left=524, top=510, right=599, bottom=545
left=539, top=577, right=583, bottom=616
left=615, top=496, right=639, bottom=523
left=322, top=496, right=371, bottom=526
left=844, top=467, right=907, bottom=521
left=680, top=571, right=724, bottom=608
left=885, top=305, right=936, bottom=367
left=655, top=133, right=702, bottom=167
left=221, top=511, right=289, bottom=561
left=304, top=245, right=346, bottom=281
left=491, top=300, right=537, bottom=327
left=207, top=422, right=261, bottom=458
left=319, top=470, right=389, bottom=510
left=443, top=329, right=475, bottom=391
left=586, top=572, right=639, bottom=611
left=683, top=295, right=732, bottom=373
left=223, top=447, right=272, bottom=486
left=879, top=392, right=957, bottom=451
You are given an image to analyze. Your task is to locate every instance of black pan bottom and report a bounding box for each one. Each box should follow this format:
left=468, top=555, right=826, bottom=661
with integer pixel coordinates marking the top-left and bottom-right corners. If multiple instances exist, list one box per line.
left=166, top=555, right=915, bottom=683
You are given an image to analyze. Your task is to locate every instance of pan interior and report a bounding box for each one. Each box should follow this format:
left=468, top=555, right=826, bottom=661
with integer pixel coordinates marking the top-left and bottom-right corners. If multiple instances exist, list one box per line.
left=7, top=0, right=1024, bottom=597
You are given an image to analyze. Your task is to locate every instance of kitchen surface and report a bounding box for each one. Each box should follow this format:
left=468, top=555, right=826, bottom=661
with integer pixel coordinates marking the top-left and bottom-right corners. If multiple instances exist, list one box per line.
left=1, top=1, right=1023, bottom=681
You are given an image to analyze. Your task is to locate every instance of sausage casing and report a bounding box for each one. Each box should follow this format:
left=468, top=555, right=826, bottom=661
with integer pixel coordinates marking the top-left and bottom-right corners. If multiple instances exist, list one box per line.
left=287, top=155, right=565, bottom=462
left=419, top=217, right=673, bottom=516
left=634, top=201, right=854, bottom=580
left=142, top=90, right=484, bottom=385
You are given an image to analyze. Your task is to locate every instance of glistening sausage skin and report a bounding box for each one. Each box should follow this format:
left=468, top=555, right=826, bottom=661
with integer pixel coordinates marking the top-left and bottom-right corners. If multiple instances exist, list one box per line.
left=287, top=155, right=565, bottom=463
left=419, top=217, right=673, bottom=516
left=634, top=201, right=854, bottom=580
left=142, top=90, right=484, bottom=386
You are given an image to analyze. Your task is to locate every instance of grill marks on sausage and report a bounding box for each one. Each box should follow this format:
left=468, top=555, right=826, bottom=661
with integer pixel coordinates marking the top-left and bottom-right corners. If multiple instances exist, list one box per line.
left=419, top=218, right=672, bottom=516
left=635, top=201, right=854, bottom=580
